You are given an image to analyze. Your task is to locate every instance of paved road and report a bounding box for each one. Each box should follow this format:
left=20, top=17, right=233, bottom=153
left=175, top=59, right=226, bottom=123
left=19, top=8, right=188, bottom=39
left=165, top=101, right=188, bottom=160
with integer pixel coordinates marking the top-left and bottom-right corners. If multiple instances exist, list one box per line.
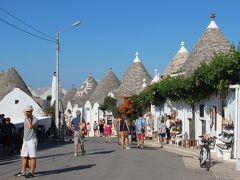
left=0, top=138, right=215, bottom=180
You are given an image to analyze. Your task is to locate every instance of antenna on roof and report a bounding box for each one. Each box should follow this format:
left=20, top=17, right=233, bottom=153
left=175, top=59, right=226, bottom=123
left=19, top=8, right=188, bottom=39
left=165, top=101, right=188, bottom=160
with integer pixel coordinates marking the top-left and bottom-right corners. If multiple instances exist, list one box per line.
left=207, top=13, right=218, bottom=29
left=210, top=13, right=216, bottom=20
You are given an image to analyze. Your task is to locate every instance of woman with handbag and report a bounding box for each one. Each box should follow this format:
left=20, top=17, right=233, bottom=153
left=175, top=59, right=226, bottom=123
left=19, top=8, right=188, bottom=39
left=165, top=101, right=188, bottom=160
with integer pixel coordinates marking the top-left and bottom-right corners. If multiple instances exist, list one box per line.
left=119, top=114, right=130, bottom=150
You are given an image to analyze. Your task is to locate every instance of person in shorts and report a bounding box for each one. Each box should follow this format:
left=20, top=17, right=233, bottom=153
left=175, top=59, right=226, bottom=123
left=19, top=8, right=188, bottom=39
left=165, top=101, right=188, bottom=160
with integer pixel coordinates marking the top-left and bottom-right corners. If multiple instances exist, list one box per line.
left=79, top=117, right=86, bottom=155
left=135, top=113, right=146, bottom=149
left=71, top=110, right=82, bottom=156
left=93, top=121, right=98, bottom=137
left=119, top=114, right=130, bottom=149
left=15, top=105, right=38, bottom=178
left=159, top=119, right=167, bottom=148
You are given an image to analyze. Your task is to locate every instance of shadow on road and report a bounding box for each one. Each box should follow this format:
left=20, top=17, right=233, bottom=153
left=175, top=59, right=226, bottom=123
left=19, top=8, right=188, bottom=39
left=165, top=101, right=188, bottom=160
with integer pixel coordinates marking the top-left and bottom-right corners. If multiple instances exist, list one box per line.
left=85, top=149, right=115, bottom=155
left=177, top=154, right=195, bottom=158
left=35, top=164, right=96, bottom=177
left=142, top=146, right=162, bottom=150
left=38, top=152, right=73, bottom=160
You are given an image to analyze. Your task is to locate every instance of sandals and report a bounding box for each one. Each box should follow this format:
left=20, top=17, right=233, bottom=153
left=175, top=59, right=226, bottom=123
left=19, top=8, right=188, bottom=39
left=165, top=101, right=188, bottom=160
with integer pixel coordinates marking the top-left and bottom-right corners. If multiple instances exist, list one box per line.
left=14, top=172, right=26, bottom=177
left=15, top=172, right=34, bottom=178
left=25, top=172, right=34, bottom=178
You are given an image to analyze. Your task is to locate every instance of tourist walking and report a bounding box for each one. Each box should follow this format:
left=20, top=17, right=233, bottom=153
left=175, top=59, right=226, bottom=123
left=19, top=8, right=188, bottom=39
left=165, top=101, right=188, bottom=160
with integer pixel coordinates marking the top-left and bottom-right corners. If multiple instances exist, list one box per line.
left=15, top=105, right=38, bottom=178
left=135, top=113, right=146, bottom=149
left=70, top=110, right=82, bottom=157
left=114, top=117, right=121, bottom=145
left=86, top=122, right=91, bottom=137
left=104, top=122, right=111, bottom=143
left=79, top=117, right=86, bottom=155
left=93, top=121, right=98, bottom=137
left=159, top=119, right=167, bottom=148
left=128, top=121, right=135, bottom=147
left=99, top=120, right=104, bottom=138
left=119, top=114, right=130, bottom=149
left=166, top=115, right=172, bottom=144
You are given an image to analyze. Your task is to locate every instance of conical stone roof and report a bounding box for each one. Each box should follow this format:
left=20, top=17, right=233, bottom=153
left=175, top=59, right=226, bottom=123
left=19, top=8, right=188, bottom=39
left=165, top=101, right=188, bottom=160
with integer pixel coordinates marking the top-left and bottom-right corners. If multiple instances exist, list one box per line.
left=62, top=86, right=78, bottom=109
left=73, top=75, right=98, bottom=107
left=115, top=52, right=152, bottom=99
left=89, top=68, right=120, bottom=105
left=164, top=41, right=190, bottom=76
left=0, top=71, right=3, bottom=80
left=0, top=67, right=32, bottom=101
left=182, top=14, right=231, bottom=74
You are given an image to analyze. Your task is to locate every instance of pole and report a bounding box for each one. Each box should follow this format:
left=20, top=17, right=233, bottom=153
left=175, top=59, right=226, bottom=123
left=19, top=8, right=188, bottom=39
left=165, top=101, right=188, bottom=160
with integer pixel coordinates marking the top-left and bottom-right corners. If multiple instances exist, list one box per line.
left=235, top=87, right=240, bottom=170
left=54, top=21, right=80, bottom=139
left=55, top=32, right=60, bottom=138
left=229, top=84, right=240, bottom=170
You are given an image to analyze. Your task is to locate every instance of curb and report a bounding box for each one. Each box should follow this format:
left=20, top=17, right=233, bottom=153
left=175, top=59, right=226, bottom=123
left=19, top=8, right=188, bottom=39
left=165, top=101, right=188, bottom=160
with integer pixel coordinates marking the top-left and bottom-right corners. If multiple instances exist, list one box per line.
left=145, top=140, right=199, bottom=157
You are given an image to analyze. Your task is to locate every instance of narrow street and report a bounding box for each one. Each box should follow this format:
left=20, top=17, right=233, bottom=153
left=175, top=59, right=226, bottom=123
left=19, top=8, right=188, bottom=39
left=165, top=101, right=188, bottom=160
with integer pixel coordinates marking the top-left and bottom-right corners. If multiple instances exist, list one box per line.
left=0, top=138, right=214, bottom=180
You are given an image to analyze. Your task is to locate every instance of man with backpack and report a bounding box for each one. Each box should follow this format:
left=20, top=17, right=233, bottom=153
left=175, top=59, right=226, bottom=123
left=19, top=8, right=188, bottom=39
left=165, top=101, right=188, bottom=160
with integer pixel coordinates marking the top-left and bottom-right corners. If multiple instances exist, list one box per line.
left=135, top=113, right=146, bottom=149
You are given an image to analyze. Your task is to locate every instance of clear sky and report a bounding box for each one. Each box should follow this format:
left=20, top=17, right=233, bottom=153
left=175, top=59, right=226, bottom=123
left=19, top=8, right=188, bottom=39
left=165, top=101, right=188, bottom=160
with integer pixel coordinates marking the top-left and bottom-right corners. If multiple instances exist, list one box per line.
left=1, top=0, right=240, bottom=90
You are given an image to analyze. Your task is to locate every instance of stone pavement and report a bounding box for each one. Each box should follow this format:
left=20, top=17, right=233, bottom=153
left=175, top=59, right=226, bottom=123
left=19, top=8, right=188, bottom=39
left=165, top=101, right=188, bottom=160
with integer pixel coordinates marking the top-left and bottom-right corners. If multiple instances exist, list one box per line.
left=145, top=140, right=240, bottom=180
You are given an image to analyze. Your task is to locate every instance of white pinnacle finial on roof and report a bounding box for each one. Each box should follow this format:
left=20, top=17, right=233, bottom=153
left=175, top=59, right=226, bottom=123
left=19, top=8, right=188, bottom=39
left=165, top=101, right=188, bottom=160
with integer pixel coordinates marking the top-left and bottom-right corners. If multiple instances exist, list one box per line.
left=178, top=41, right=188, bottom=53
left=142, top=78, right=147, bottom=88
left=207, top=13, right=218, bottom=29
left=151, top=69, right=160, bottom=83
left=133, top=51, right=141, bottom=63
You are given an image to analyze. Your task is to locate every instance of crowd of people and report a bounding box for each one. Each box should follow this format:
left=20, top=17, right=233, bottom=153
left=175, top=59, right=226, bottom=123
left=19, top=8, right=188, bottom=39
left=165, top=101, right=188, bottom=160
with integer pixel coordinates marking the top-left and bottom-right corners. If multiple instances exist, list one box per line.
left=1, top=105, right=182, bottom=178
left=64, top=111, right=177, bottom=151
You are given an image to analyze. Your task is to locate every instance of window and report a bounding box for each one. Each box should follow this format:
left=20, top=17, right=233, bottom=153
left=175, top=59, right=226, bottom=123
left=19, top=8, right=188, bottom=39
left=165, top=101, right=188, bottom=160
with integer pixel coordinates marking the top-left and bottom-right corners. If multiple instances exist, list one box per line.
left=199, top=104, right=204, bottom=117
left=15, top=100, right=19, bottom=104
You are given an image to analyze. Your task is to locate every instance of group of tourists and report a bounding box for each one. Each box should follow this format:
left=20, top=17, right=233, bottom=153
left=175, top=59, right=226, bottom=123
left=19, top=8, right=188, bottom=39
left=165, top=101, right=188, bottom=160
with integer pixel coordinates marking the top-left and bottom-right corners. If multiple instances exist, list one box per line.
left=115, top=112, right=175, bottom=149
left=10, top=104, right=177, bottom=178
left=114, top=112, right=147, bottom=150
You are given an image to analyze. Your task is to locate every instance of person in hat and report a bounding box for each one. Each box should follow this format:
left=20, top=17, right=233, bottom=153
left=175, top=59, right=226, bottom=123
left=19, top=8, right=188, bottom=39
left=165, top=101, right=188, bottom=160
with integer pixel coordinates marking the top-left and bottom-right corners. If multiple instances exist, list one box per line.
left=15, top=105, right=38, bottom=178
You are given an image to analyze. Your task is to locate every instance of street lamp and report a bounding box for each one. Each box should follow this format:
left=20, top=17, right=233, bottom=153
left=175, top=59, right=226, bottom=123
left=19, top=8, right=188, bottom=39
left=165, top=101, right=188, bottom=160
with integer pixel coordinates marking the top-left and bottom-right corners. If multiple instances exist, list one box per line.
left=55, top=21, right=80, bottom=139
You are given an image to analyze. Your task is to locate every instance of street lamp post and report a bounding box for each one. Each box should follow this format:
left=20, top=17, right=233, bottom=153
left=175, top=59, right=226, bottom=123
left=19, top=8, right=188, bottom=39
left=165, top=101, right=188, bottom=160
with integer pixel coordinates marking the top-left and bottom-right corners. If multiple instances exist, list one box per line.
left=55, top=21, right=80, bottom=139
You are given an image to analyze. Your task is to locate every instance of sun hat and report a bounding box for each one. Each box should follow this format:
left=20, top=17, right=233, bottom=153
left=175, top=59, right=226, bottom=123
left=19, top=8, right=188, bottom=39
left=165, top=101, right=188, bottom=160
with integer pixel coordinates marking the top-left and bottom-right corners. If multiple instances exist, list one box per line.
left=24, top=105, right=34, bottom=111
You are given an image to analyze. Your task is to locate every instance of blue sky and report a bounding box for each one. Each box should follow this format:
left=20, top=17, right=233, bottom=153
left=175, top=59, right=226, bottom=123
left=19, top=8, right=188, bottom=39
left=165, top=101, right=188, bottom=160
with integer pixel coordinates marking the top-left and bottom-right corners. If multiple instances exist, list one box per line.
left=1, top=0, right=240, bottom=90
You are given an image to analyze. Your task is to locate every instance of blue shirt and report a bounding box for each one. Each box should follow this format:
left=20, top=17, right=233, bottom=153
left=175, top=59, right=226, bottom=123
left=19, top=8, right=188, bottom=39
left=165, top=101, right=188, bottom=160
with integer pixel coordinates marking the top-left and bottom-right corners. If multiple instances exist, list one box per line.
left=71, top=117, right=80, bottom=131
left=135, top=117, right=146, bottom=134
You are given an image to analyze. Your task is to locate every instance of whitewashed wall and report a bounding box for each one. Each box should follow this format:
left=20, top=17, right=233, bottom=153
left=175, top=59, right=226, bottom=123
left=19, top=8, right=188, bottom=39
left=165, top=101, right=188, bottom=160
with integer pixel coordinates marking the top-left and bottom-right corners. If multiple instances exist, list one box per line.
left=0, top=88, right=51, bottom=131
left=84, top=101, right=94, bottom=137
left=0, top=88, right=44, bottom=123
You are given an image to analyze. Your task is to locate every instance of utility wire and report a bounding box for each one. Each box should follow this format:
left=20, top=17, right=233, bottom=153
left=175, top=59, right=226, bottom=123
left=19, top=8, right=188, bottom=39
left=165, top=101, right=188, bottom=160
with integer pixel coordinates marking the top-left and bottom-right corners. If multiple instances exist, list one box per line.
left=0, top=7, right=55, bottom=41
left=0, top=17, right=56, bottom=43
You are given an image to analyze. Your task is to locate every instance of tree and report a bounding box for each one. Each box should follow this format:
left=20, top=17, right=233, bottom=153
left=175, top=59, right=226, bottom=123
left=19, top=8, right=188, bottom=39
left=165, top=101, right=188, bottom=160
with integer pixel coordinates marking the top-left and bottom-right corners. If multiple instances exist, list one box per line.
left=99, top=96, right=120, bottom=118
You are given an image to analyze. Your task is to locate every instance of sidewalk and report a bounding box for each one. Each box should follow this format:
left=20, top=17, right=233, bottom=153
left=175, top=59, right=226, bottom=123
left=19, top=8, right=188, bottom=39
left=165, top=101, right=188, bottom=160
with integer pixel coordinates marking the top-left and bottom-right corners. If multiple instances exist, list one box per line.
left=145, top=140, right=240, bottom=180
